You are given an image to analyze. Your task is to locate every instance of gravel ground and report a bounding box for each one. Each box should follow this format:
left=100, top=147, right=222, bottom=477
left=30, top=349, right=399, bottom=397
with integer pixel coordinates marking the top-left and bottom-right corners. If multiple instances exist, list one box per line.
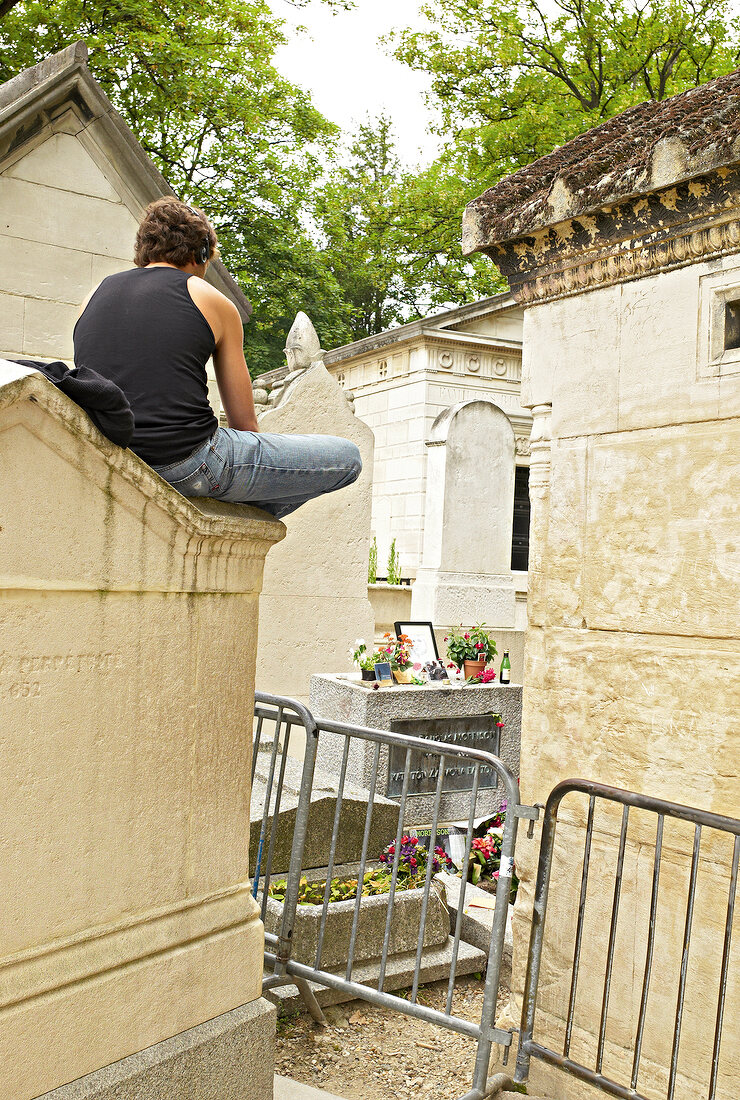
left=274, top=974, right=510, bottom=1099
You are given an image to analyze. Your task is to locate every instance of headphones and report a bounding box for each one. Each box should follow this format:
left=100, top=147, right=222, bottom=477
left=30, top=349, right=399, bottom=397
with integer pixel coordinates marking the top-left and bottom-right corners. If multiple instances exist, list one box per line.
left=183, top=203, right=211, bottom=266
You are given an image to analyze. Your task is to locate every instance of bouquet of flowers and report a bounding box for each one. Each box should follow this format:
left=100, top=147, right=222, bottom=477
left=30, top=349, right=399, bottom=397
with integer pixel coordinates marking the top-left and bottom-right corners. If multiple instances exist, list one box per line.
left=466, top=802, right=518, bottom=901
left=379, top=834, right=453, bottom=882
left=380, top=631, right=413, bottom=671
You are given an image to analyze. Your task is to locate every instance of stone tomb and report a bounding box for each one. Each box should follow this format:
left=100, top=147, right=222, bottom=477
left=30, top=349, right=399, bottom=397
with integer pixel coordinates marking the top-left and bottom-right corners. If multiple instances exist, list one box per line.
left=250, top=747, right=400, bottom=876
left=309, top=673, right=522, bottom=825
left=256, top=320, right=375, bottom=708
left=0, top=364, right=283, bottom=1100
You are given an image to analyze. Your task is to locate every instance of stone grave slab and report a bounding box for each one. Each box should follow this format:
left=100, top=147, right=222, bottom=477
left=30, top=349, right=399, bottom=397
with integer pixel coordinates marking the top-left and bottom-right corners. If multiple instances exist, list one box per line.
left=251, top=750, right=399, bottom=875
left=309, top=674, right=521, bottom=826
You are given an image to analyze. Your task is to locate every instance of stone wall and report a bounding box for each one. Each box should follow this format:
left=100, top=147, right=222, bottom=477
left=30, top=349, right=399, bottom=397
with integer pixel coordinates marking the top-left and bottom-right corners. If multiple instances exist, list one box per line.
left=0, top=365, right=283, bottom=1099
left=0, top=126, right=140, bottom=361
left=507, top=255, right=740, bottom=1100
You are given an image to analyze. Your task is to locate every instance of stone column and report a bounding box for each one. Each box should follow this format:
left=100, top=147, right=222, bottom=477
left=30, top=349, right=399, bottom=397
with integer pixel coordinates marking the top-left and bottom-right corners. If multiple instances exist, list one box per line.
left=0, top=364, right=284, bottom=1100
left=411, top=398, right=516, bottom=629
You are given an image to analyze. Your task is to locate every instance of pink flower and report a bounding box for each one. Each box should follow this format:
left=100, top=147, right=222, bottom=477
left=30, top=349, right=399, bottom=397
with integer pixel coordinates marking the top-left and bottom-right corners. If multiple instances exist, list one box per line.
left=413, top=662, right=422, bottom=671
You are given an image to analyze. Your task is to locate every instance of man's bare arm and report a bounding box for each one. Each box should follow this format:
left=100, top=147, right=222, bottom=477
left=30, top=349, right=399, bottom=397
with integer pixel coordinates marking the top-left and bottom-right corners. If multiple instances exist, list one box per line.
left=212, top=298, right=260, bottom=432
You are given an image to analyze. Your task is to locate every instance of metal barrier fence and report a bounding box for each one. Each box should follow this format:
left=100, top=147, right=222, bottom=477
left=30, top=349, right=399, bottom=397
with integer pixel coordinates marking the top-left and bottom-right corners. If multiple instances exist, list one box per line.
left=514, top=780, right=740, bottom=1100
left=251, top=691, right=537, bottom=1100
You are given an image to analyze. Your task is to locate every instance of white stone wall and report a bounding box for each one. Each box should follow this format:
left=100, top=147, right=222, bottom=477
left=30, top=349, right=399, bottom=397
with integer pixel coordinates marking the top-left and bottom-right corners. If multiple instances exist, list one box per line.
left=330, top=334, right=531, bottom=578
left=507, top=255, right=740, bottom=1100
left=0, top=112, right=140, bottom=361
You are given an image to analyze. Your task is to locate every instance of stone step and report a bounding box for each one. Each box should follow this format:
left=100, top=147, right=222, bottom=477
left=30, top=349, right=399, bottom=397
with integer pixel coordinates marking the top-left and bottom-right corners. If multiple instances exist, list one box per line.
left=266, top=935, right=487, bottom=1015
left=251, top=752, right=399, bottom=876
left=274, top=1075, right=347, bottom=1099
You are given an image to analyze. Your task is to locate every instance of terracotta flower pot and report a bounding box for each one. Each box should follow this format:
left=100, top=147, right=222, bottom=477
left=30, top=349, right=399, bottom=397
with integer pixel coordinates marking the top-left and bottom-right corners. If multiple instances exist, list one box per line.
left=463, top=659, right=486, bottom=680
left=393, top=668, right=413, bottom=684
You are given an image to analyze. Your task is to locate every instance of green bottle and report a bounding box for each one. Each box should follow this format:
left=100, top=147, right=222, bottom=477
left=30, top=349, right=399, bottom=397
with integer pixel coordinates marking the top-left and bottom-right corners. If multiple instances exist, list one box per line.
left=500, top=650, right=511, bottom=685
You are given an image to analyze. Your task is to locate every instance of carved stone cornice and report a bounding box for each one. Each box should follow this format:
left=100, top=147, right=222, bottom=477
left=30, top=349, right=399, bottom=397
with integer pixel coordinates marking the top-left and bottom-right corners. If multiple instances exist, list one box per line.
left=486, top=166, right=740, bottom=306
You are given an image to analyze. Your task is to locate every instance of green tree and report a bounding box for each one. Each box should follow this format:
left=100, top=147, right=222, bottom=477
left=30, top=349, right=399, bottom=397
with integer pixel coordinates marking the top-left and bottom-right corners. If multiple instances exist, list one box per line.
left=0, top=0, right=350, bottom=374
left=396, top=0, right=740, bottom=184
left=386, top=0, right=740, bottom=300
left=313, top=116, right=506, bottom=341
left=313, top=115, right=413, bottom=338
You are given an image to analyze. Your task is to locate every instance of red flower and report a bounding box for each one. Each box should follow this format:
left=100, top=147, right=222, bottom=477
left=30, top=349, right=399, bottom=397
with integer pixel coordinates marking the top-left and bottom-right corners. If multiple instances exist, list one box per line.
left=464, top=633, right=470, bottom=640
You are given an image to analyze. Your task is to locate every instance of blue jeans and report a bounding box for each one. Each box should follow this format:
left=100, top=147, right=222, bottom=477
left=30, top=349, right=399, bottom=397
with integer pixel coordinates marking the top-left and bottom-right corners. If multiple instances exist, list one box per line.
left=152, top=427, right=362, bottom=519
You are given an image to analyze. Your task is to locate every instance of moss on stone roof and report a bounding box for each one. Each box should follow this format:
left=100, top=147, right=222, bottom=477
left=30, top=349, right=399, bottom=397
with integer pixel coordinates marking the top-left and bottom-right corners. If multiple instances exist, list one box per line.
left=464, top=70, right=740, bottom=251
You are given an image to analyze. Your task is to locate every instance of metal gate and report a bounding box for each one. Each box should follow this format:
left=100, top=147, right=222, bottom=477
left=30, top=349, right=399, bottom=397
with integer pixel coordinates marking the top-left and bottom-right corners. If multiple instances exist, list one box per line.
left=514, top=780, right=740, bottom=1100
left=251, top=691, right=539, bottom=1100
left=250, top=696, right=739, bottom=1100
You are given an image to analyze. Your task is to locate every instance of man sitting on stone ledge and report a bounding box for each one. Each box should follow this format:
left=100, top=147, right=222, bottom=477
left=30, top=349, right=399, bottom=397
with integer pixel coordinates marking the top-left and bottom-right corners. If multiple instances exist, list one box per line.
left=74, top=197, right=361, bottom=518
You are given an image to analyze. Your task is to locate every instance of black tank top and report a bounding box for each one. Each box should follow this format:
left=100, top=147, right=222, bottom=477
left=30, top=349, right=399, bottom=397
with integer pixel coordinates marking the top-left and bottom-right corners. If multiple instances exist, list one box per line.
left=73, top=266, right=218, bottom=465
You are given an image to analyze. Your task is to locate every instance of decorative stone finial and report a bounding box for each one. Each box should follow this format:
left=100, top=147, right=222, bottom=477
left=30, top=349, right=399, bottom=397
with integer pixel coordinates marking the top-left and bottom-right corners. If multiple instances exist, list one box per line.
left=267, top=312, right=326, bottom=408
left=284, top=311, right=324, bottom=372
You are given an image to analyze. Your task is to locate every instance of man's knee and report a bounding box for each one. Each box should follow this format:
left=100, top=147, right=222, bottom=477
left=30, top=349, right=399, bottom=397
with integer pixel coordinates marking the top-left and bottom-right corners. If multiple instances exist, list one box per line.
left=346, top=442, right=362, bottom=482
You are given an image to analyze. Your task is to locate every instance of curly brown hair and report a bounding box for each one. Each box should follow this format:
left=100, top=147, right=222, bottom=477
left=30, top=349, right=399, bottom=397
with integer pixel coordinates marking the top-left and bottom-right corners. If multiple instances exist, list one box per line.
left=134, top=197, right=219, bottom=267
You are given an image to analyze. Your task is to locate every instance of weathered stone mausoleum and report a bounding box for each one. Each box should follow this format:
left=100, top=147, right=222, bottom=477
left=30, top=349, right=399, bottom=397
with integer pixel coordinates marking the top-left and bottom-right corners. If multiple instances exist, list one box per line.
left=0, top=42, right=250, bottom=365
left=464, top=73, right=740, bottom=1099
left=0, top=362, right=283, bottom=1099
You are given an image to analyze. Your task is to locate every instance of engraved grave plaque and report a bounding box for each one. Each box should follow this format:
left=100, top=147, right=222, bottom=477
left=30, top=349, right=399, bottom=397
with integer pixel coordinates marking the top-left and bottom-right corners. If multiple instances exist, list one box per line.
left=386, top=714, right=501, bottom=798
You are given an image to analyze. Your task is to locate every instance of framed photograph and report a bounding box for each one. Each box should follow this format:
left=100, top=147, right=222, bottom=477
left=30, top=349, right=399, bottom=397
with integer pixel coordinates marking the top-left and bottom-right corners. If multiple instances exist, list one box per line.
left=395, top=621, right=439, bottom=666
left=374, top=661, right=393, bottom=684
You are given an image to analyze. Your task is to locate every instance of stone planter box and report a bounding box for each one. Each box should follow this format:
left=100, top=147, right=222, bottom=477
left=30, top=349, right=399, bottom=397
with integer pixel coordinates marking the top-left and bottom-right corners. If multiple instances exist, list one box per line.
left=263, top=880, right=449, bottom=970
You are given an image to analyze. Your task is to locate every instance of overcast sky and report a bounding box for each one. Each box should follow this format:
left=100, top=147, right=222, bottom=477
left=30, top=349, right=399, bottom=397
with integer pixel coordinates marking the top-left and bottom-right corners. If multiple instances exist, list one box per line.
left=271, top=0, right=441, bottom=166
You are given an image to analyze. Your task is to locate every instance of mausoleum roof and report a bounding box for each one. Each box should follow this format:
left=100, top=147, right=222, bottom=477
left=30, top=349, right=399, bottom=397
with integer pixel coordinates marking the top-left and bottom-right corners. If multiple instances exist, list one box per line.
left=463, top=69, right=740, bottom=252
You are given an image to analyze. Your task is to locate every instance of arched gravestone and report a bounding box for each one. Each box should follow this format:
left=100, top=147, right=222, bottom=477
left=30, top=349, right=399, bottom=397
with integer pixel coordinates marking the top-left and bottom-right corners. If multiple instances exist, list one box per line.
left=0, top=363, right=283, bottom=1100
left=411, top=398, right=516, bottom=629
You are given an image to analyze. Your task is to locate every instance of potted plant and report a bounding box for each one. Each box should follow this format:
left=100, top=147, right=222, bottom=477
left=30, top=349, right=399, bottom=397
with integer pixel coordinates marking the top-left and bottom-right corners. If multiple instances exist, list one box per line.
left=380, top=632, right=413, bottom=683
left=445, top=624, right=498, bottom=681
left=352, top=640, right=381, bottom=681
